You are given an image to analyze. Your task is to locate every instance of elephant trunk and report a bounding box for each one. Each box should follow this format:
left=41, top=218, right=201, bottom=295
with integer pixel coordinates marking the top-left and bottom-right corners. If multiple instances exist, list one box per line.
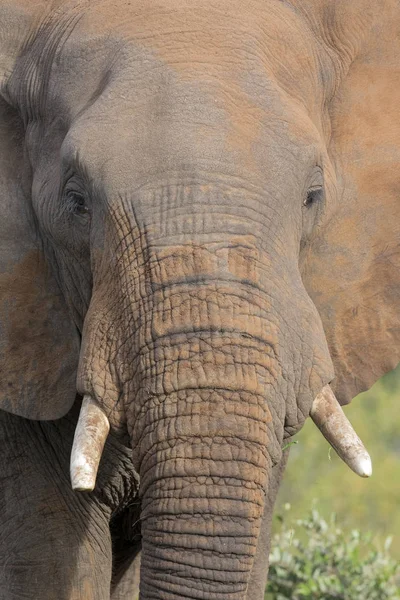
left=125, top=250, right=280, bottom=597
left=135, top=382, right=273, bottom=599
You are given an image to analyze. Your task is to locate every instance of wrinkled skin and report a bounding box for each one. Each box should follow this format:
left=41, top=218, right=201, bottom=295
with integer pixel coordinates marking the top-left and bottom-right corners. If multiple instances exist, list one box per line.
left=0, top=1, right=399, bottom=599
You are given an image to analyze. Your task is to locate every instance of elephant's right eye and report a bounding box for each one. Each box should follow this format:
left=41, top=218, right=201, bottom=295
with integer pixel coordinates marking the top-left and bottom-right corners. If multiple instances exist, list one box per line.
left=67, top=191, right=89, bottom=216
left=63, top=183, right=90, bottom=221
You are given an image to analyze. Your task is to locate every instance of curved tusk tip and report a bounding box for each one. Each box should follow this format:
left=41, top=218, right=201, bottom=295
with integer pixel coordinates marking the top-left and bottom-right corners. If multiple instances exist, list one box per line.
left=72, top=483, right=95, bottom=493
left=311, top=385, right=372, bottom=479
left=352, top=454, right=373, bottom=478
left=70, top=395, right=110, bottom=493
left=71, top=475, right=96, bottom=492
left=70, top=457, right=97, bottom=492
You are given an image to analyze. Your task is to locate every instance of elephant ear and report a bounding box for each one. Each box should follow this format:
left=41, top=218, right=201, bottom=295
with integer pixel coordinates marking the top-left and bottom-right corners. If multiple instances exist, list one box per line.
left=0, top=3, right=79, bottom=419
left=303, top=4, right=400, bottom=405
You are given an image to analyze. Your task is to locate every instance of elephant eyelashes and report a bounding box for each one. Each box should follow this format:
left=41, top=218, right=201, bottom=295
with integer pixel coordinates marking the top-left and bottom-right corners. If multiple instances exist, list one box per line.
left=64, top=189, right=90, bottom=218
left=304, top=186, right=324, bottom=207
left=301, top=185, right=324, bottom=244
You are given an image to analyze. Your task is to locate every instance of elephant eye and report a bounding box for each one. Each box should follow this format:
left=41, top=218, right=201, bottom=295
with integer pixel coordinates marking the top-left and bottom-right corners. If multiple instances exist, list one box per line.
left=71, top=192, right=89, bottom=215
left=304, top=186, right=324, bottom=207
left=64, top=188, right=90, bottom=218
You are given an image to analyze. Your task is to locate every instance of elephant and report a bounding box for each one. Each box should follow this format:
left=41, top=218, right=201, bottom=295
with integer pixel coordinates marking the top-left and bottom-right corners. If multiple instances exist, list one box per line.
left=0, top=0, right=399, bottom=598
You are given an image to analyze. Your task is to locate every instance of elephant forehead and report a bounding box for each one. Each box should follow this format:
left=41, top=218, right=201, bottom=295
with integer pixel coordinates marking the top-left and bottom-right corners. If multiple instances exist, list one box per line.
left=50, top=0, right=324, bottom=115
left=18, top=1, right=325, bottom=187
left=61, top=79, right=320, bottom=197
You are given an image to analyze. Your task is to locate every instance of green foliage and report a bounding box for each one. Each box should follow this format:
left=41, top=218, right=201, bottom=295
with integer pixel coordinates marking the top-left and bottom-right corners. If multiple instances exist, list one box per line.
left=265, top=506, right=400, bottom=600
left=275, top=364, right=400, bottom=558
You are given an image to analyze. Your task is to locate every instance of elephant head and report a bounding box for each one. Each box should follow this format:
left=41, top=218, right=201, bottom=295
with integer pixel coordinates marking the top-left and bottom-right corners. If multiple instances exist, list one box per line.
left=1, top=0, right=399, bottom=598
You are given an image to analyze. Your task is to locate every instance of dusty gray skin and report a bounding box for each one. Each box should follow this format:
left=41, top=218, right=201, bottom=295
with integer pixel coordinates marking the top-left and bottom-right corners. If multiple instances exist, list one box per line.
left=1, top=1, right=399, bottom=599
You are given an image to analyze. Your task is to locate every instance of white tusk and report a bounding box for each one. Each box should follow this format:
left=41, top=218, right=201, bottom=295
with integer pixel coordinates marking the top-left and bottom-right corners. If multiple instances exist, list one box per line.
left=70, top=395, right=110, bottom=492
left=310, top=385, right=372, bottom=478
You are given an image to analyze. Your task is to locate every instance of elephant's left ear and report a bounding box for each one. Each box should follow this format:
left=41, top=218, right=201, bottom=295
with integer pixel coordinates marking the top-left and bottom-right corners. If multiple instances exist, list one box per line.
left=303, top=5, right=400, bottom=405
left=0, top=2, right=80, bottom=420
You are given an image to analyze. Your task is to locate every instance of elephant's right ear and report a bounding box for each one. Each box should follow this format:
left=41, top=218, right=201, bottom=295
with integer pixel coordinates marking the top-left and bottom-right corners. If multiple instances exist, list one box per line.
left=0, top=4, right=79, bottom=420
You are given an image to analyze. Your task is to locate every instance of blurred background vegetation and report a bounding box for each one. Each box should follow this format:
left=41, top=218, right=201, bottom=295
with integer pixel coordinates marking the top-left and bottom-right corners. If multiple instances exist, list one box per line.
left=274, top=363, right=400, bottom=558
left=266, top=507, right=399, bottom=599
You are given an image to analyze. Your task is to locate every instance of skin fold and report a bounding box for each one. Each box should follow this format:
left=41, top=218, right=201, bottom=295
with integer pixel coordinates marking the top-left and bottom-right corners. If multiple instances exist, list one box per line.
left=0, top=1, right=399, bottom=598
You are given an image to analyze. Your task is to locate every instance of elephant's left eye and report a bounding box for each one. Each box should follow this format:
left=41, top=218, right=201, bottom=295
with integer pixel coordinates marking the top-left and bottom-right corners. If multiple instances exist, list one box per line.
left=303, top=186, right=324, bottom=207
left=301, top=183, right=325, bottom=246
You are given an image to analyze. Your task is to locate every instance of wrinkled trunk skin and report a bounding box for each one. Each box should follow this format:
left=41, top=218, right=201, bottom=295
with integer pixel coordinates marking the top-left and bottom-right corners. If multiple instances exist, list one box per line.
left=134, top=356, right=275, bottom=598
left=79, top=184, right=331, bottom=599
left=127, top=281, right=281, bottom=598
left=138, top=401, right=271, bottom=598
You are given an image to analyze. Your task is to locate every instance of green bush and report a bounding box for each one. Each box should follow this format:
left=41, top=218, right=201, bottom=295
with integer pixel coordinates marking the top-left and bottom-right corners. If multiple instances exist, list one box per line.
left=265, top=506, right=400, bottom=600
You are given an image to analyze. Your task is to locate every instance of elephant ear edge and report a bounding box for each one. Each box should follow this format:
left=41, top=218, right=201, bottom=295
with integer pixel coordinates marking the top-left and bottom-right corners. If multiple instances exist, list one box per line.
left=303, top=3, right=400, bottom=405
left=0, top=3, right=79, bottom=420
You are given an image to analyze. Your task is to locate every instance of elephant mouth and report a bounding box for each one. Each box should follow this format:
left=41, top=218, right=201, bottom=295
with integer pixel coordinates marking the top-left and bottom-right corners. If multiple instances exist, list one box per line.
left=70, top=384, right=372, bottom=493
